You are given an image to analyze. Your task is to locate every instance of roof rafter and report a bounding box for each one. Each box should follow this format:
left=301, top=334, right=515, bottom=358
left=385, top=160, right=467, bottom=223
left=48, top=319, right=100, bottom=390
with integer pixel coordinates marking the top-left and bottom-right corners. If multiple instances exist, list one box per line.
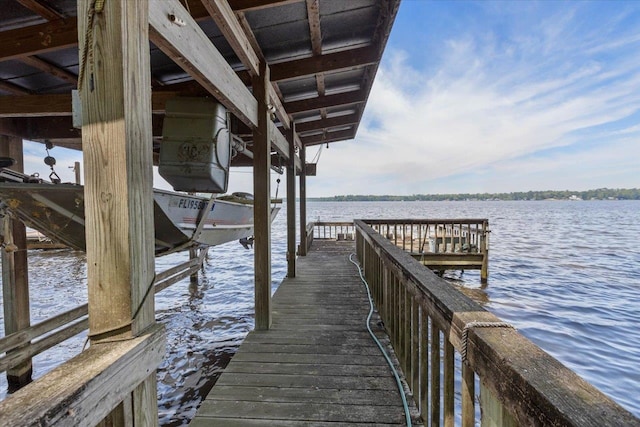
left=300, top=129, right=354, bottom=146
left=0, top=92, right=181, bottom=118
left=269, top=46, right=378, bottom=81
left=228, top=0, right=302, bottom=12
left=306, top=0, right=322, bottom=56
left=200, top=0, right=291, bottom=129
left=0, top=18, right=78, bottom=62
left=19, top=56, right=78, bottom=85
left=0, top=80, right=32, bottom=96
left=148, top=0, right=297, bottom=168
left=294, top=113, right=359, bottom=133
left=284, top=90, right=366, bottom=114
left=16, top=0, right=65, bottom=21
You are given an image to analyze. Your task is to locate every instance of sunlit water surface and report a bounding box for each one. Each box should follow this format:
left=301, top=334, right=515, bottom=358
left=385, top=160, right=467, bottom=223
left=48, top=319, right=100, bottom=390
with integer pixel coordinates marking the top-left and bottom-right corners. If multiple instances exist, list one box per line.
left=1, top=200, right=638, bottom=423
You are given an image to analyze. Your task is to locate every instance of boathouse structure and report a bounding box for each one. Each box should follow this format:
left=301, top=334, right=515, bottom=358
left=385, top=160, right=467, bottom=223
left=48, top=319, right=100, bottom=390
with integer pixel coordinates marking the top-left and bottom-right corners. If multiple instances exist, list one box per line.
left=0, top=0, right=638, bottom=426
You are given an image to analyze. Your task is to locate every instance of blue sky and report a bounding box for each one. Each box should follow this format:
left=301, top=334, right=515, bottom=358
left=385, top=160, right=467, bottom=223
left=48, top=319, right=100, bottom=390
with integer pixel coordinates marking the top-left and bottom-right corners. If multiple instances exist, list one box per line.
left=23, top=0, right=640, bottom=197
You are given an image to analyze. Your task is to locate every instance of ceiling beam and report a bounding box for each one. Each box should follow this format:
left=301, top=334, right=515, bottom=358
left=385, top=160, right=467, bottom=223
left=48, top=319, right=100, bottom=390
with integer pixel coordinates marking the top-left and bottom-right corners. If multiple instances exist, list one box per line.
left=306, top=0, right=322, bottom=56
left=228, top=0, right=302, bottom=12
left=149, top=0, right=257, bottom=127
left=0, top=18, right=78, bottom=62
left=300, top=129, right=354, bottom=146
left=0, top=92, right=181, bottom=118
left=284, top=90, right=366, bottom=114
left=201, top=0, right=291, bottom=129
left=0, top=81, right=33, bottom=96
left=0, top=116, right=79, bottom=140
left=16, top=0, right=66, bottom=21
left=19, top=56, right=78, bottom=85
left=269, top=45, right=378, bottom=81
left=148, top=0, right=295, bottom=164
left=294, top=113, right=359, bottom=133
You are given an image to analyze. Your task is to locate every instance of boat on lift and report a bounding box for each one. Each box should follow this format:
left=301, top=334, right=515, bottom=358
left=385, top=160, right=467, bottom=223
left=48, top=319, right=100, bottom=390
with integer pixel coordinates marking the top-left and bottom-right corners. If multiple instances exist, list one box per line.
left=0, top=98, right=281, bottom=255
left=0, top=170, right=280, bottom=256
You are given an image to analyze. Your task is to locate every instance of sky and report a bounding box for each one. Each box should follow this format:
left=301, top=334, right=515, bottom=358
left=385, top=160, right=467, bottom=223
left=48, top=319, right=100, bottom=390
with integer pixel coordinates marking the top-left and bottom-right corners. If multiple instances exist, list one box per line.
left=22, top=0, right=640, bottom=197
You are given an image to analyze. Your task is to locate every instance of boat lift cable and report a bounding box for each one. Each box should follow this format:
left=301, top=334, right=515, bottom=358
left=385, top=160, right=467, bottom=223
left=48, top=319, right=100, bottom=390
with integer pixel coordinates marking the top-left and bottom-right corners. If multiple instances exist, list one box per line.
left=348, top=253, right=412, bottom=427
left=311, top=143, right=323, bottom=164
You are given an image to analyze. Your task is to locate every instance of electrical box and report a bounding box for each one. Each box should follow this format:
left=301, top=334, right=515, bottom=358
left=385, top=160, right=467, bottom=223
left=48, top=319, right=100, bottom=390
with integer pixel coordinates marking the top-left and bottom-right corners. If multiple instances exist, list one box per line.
left=159, top=98, right=231, bottom=193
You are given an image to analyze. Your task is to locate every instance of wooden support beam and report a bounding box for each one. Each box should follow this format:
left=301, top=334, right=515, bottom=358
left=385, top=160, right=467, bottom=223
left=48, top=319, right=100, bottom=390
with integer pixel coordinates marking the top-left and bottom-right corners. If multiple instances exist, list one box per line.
left=0, top=136, right=32, bottom=392
left=269, top=46, right=379, bottom=81
left=19, top=56, right=78, bottom=85
left=300, top=128, right=354, bottom=146
left=295, top=113, right=359, bottom=133
left=0, top=116, right=78, bottom=140
left=306, top=0, right=322, bottom=56
left=16, top=0, right=66, bottom=21
left=298, top=144, right=307, bottom=256
left=228, top=0, right=302, bottom=11
left=0, top=1, right=296, bottom=61
left=286, top=123, right=297, bottom=278
left=78, top=0, right=158, bottom=423
left=284, top=90, right=366, bottom=114
left=201, top=0, right=260, bottom=78
left=0, top=94, right=73, bottom=117
left=0, top=92, right=181, bottom=118
left=202, top=0, right=291, bottom=129
left=0, top=18, right=78, bottom=62
left=253, top=60, right=272, bottom=330
left=0, top=81, right=32, bottom=96
left=148, top=0, right=258, bottom=129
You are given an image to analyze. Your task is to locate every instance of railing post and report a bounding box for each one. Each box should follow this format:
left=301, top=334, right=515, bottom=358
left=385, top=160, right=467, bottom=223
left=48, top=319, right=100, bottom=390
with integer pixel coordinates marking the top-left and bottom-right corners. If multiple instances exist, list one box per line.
left=462, top=363, right=475, bottom=427
left=480, top=383, right=517, bottom=427
left=481, top=220, right=489, bottom=283
left=431, top=324, right=441, bottom=427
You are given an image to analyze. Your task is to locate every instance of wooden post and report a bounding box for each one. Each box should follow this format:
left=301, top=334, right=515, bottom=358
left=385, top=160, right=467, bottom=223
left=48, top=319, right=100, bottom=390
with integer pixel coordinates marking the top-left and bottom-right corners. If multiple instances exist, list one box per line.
left=480, top=382, right=517, bottom=427
left=481, top=221, right=489, bottom=284
left=73, top=161, right=81, bottom=184
left=189, top=247, right=198, bottom=284
left=298, top=144, right=307, bottom=256
left=78, top=0, right=158, bottom=423
left=0, top=136, right=32, bottom=392
left=286, top=125, right=297, bottom=278
left=252, top=60, right=272, bottom=330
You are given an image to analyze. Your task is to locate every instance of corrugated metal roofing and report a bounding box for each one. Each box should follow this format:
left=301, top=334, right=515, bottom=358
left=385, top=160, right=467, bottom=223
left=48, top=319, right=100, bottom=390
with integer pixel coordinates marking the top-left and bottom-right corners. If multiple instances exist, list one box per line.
left=0, top=0, right=400, bottom=158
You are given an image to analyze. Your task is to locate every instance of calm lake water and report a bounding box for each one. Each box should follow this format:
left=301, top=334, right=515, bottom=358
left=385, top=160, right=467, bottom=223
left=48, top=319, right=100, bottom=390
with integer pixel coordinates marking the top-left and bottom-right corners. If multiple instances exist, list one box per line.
left=1, top=200, right=639, bottom=424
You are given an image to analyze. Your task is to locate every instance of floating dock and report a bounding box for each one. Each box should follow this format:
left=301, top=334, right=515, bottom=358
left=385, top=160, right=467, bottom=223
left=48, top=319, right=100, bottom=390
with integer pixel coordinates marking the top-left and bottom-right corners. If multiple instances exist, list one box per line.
left=192, top=239, right=419, bottom=426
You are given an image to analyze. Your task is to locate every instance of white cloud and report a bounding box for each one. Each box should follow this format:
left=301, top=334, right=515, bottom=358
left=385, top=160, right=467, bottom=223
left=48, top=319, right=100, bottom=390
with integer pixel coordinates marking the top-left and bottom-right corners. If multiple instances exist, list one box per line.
left=308, top=4, right=640, bottom=197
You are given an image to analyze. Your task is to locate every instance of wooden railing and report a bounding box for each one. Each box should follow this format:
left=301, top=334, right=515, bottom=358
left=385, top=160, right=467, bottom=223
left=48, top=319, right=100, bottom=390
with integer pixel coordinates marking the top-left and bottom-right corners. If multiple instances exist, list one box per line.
left=312, top=221, right=356, bottom=240
left=0, top=249, right=207, bottom=375
left=355, top=219, right=638, bottom=426
left=366, top=219, right=489, bottom=282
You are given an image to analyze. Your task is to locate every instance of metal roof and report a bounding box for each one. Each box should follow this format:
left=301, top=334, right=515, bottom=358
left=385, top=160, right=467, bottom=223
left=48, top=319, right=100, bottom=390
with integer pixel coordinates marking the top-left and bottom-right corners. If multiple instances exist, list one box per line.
left=0, top=0, right=400, bottom=164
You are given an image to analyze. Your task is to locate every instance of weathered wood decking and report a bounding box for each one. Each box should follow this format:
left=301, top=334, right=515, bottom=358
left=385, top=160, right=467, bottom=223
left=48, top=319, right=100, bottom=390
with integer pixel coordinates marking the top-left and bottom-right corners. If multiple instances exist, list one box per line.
left=191, top=240, right=419, bottom=426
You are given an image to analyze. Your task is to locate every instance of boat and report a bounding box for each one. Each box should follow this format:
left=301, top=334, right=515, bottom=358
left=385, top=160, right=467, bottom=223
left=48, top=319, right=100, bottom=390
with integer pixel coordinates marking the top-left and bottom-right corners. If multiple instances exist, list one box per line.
left=0, top=169, right=281, bottom=256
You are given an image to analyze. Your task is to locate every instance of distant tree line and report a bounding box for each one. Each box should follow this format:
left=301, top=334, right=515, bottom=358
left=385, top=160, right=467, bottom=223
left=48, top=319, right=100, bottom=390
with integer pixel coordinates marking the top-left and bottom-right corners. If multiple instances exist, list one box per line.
left=312, top=188, right=640, bottom=202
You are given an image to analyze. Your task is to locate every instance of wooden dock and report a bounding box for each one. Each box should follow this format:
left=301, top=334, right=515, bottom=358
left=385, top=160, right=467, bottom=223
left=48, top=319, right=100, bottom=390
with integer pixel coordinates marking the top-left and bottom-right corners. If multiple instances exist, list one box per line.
left=191, top=239, right=419, bottom=426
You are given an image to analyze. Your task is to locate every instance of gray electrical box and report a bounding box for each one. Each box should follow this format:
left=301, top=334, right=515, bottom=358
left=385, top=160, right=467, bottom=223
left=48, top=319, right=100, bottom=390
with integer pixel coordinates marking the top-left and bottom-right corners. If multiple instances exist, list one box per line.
left=159, top=97, right=231, bottom=193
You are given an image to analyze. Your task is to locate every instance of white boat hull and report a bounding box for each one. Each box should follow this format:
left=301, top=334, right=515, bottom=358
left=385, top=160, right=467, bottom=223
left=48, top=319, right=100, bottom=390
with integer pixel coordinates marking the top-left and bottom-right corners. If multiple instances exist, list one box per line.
left=0, top=183, right=280, bottom=255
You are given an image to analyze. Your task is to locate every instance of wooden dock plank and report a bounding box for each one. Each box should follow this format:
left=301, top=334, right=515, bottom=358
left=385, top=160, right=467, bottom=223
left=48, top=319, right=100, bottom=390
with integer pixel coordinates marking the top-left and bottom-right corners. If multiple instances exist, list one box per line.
left=191, top=240, right=419, bottom=426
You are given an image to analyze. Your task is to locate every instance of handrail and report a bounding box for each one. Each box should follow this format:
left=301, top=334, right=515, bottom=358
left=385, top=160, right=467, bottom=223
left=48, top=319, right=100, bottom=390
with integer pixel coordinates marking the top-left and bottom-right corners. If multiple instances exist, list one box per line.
left=312, top=221, right=355, bottom=240
left=0, top=252, right=207, bottom=373
left=355, top=219, right=638, bottom=426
